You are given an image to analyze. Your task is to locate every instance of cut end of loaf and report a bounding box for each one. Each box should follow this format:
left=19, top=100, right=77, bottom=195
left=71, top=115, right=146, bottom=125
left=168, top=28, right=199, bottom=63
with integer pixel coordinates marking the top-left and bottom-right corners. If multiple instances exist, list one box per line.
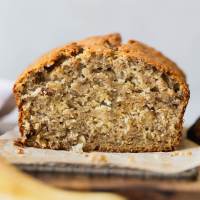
left=13, top=34, right=189, bottom=152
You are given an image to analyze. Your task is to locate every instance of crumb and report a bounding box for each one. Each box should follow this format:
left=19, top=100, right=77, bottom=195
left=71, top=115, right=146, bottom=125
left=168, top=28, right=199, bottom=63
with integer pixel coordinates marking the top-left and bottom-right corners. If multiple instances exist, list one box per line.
left=14, top=139, right=24, bottom=147
left=17, top=148, right=24, bottom=154
left=128, top=156, right=135, bottom=163
left=170, top=151, right=180, bottom=157
left=89, top=153, right=108, bottom=165
left=170, top=150, right=193, bottom=157
left=186, top=151, right=192, bottom=156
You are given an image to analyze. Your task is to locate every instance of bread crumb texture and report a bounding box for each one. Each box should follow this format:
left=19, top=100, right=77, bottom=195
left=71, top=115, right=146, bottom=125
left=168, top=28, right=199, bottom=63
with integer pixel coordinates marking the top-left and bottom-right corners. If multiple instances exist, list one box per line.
left=13, top=33, right=189, bottom=152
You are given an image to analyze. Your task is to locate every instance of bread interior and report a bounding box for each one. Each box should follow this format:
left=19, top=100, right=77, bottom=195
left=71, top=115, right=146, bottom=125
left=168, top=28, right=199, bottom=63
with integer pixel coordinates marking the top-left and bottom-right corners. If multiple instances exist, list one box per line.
left=19, top=51, right=185, bottom=152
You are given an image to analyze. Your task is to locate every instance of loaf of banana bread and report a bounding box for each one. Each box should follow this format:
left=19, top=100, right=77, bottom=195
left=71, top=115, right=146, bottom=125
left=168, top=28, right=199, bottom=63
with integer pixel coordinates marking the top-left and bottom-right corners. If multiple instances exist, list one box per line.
left=13, top=33, right=189, bottom=152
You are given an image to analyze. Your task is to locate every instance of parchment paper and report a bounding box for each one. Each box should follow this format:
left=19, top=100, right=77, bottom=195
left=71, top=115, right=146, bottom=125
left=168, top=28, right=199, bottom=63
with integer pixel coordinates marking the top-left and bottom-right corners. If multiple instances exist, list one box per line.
left=0, top=127, right=200, bottom=175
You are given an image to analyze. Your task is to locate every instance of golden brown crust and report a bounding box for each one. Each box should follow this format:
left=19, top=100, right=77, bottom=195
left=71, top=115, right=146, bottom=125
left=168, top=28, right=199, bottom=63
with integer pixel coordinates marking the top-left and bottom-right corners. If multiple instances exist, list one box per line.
left=13, top=33, right=190, bottom=152
left=78, top=32, right=121, bottom=47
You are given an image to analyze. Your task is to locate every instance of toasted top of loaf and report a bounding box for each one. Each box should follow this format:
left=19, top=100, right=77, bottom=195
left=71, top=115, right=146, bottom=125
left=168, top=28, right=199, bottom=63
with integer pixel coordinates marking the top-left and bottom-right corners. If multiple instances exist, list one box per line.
left=13, top=33, right=189, bottom=107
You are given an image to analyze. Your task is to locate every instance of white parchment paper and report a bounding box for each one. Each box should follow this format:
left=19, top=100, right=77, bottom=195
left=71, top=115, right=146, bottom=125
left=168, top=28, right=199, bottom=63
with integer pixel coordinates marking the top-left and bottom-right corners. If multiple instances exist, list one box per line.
left=0, top=127, right=200, bottom=174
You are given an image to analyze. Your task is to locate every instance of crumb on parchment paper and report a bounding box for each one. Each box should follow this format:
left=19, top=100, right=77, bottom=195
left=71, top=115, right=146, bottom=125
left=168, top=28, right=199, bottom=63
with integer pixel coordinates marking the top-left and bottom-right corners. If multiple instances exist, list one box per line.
left=88, top=153, right=109, bottom=165
left=170, top=150, right=192, bottom=157
left=128, top=156, right=135, bottom=163
left=17, top=147, right=24, bottom=155
left=186, top=151, right=192, bottom=156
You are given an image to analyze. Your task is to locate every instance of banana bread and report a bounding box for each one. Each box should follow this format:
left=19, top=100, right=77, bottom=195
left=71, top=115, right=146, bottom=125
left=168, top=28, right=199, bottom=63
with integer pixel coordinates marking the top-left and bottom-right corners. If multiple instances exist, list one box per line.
left=13, top=33, right=189, bottom=152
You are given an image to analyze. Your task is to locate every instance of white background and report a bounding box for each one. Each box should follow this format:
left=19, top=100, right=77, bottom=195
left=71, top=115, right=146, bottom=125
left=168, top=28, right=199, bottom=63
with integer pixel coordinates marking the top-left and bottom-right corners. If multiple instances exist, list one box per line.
left=0, top=0, right=199, bottom=126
